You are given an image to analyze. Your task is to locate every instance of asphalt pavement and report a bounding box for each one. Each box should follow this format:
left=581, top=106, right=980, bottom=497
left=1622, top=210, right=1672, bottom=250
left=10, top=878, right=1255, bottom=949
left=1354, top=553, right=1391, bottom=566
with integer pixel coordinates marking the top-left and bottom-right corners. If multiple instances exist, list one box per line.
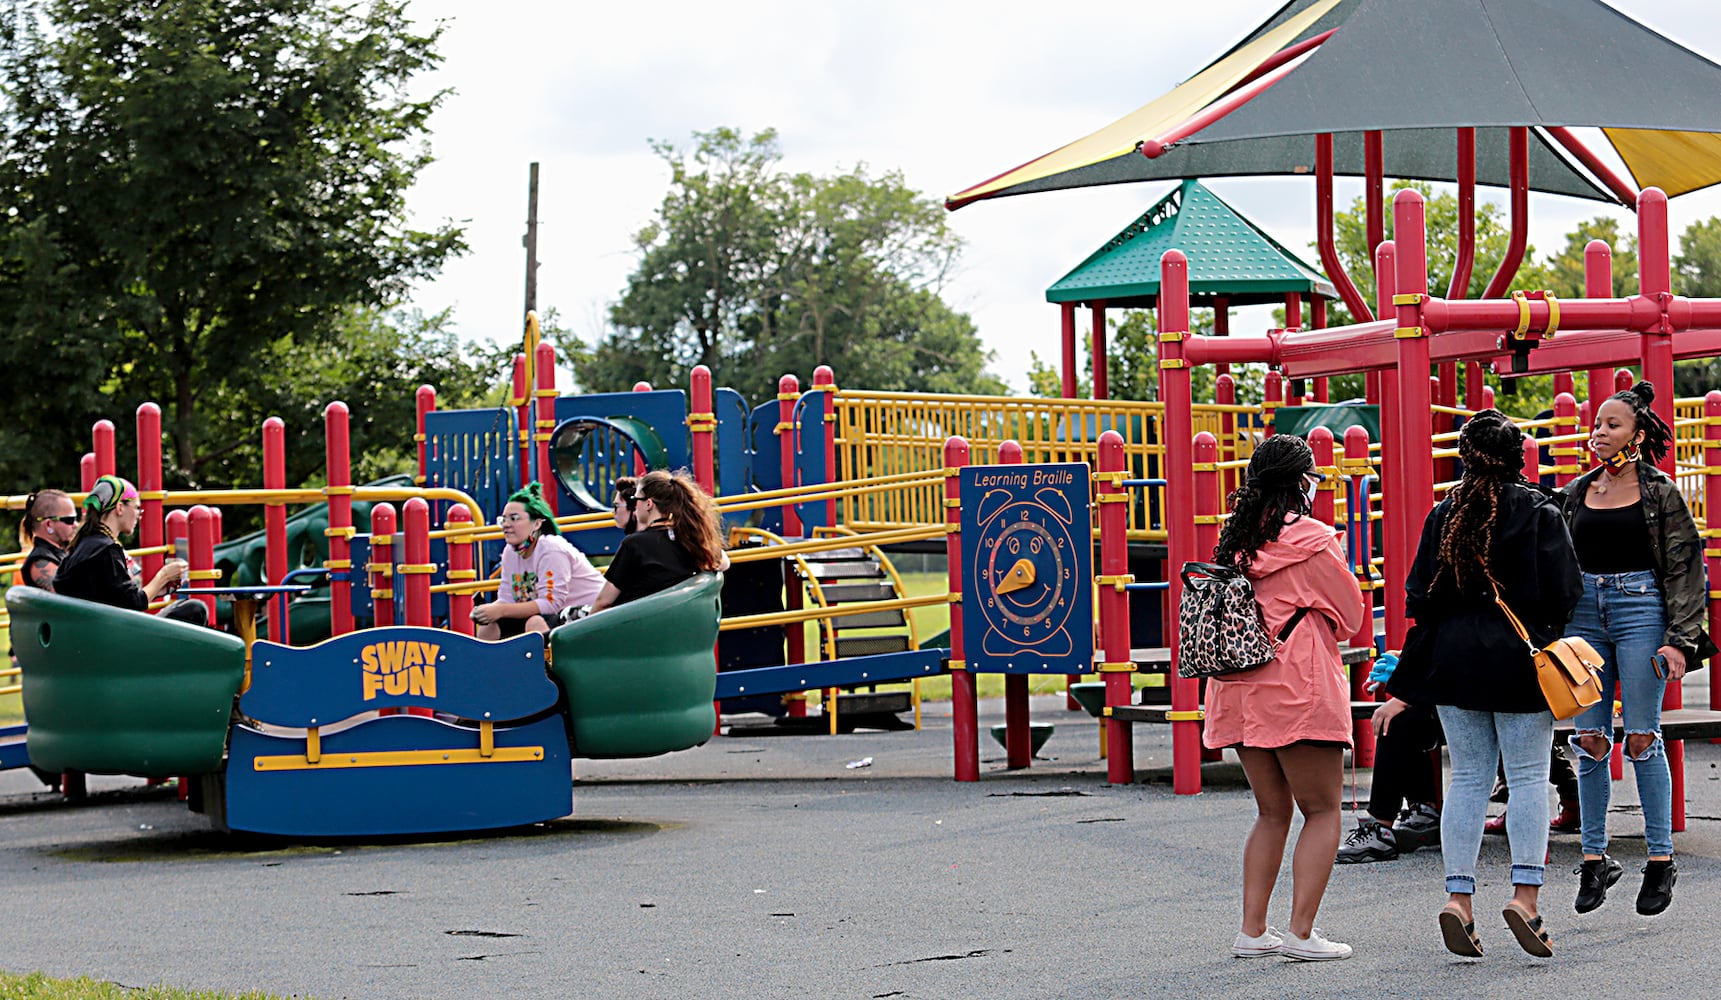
left=4, top=688, right=1720, bottom=999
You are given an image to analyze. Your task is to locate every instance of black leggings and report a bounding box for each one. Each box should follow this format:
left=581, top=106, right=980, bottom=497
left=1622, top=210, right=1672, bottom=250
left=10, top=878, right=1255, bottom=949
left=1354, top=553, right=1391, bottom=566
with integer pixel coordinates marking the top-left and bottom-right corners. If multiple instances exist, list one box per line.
left=1368, top=704, right=1443, bottom=823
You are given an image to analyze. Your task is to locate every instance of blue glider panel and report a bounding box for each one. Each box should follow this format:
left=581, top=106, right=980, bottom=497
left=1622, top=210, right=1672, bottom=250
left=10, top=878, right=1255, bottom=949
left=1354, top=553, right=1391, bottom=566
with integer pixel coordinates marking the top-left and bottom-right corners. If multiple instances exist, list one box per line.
left=748, top=401, right=784, bottom=535
left=224, top=715, right=571, bottom=836
left=714, top=649, right=947, bottom=700
left=554, top=390, right=689, bottom=471
left=0, top=723, right=30, bottom=771
left=244, top=628, right=556, bottom=726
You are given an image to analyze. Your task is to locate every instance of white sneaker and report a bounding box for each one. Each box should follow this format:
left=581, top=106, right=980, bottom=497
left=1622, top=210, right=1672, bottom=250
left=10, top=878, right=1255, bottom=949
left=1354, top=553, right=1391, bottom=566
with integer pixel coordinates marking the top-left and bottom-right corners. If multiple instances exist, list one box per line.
left=1280, top=928, right=1352, bottom=961
left=1232, top=926, right=1284, bottom=958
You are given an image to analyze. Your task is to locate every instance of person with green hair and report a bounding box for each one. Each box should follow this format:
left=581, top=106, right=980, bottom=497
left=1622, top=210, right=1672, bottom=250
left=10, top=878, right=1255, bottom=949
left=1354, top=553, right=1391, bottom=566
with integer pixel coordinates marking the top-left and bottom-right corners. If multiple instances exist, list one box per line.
left=470, top=482, right=605, bottom=639
left=56, top=474, right=203, bottom=625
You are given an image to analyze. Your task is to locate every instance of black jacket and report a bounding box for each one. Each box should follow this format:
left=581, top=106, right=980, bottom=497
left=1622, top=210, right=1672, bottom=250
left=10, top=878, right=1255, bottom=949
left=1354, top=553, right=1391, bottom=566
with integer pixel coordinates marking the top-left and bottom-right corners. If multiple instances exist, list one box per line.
left=1556, top=462, right=1717, bottom=667
left=55, top=533, right=149, bottom=612
left=1386, top=483, right=1582, bottom=713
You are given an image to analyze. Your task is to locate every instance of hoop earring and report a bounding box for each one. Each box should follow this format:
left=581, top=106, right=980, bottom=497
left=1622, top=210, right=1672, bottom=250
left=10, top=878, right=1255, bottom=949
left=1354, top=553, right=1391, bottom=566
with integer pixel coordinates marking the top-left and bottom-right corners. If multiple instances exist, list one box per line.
left=1624, top=442, right=1642, bottom=464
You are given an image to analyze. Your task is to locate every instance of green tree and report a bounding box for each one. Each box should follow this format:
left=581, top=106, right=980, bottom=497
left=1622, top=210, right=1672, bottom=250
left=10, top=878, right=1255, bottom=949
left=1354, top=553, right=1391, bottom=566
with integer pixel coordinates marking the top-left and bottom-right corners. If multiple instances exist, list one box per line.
left=579, top=128, right=1005, bottom=402
left=0, top=0, right=464, bottom=488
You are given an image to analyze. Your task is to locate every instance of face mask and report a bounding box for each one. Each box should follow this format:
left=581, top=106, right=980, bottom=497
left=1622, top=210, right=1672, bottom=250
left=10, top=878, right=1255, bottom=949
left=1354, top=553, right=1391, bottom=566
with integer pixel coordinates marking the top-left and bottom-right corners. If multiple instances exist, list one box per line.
left=1304, top=478, right=1319, bottom=505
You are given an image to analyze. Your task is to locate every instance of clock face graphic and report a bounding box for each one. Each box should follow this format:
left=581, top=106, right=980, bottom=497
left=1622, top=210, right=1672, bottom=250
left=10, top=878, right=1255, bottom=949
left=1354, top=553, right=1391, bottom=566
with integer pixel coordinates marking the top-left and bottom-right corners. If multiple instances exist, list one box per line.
left=960, top=464, right=1093, bottom=673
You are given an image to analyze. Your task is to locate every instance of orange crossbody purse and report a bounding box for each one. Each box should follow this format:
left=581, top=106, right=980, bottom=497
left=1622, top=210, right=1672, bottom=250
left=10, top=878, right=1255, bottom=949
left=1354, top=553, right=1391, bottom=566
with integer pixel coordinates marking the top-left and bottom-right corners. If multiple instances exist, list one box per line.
left=1490, top=580, right=1605, bottom=720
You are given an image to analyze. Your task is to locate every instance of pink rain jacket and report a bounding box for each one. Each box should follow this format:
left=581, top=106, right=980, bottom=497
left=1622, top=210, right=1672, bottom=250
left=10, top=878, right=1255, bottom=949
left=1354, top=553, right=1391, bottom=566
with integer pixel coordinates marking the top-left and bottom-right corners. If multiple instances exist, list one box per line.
left=1202, top=516, right=1368, bottom=750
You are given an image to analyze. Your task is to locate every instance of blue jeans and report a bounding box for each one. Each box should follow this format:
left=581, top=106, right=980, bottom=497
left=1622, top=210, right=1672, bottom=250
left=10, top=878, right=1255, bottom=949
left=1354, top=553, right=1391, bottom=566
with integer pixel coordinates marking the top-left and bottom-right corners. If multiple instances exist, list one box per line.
left=1566, top=570, right=1673, bottom=858
left=1437, top=705, right=1553, bottom=893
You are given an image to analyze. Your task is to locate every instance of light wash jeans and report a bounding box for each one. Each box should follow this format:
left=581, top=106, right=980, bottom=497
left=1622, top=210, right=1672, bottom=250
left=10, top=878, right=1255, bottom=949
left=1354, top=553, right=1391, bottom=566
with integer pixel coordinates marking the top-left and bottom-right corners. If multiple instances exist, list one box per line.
left=1437, top=704, right=1553, bottom=894
left=1566, top=570, right=1673, bottom=858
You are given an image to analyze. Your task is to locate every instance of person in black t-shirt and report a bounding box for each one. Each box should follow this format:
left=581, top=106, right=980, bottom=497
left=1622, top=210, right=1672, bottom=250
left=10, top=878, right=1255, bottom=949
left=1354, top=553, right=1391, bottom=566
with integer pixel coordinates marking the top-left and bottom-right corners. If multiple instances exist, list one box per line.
left=590, top=470, right=728, bottom=611
left=14, top=488, right=77, bottom=591
left=56, top=475, right=204, bottom=625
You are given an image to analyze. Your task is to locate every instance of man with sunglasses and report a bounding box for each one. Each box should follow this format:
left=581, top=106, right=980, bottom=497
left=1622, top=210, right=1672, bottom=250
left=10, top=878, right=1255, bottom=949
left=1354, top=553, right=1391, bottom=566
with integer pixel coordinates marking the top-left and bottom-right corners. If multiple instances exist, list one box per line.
left=15, top=489, right=77, bottom=592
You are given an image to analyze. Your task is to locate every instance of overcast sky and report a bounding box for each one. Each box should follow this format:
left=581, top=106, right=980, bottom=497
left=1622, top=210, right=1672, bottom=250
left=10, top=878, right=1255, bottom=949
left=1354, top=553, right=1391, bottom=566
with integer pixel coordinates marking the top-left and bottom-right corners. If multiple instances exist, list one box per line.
left=399, top=0, right=1721, bottom=396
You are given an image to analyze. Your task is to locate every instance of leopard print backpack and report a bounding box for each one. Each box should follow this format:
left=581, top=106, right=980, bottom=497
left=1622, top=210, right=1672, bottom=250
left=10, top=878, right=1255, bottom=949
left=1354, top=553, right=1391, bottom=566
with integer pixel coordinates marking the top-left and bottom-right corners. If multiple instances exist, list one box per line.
left=1176, top=562, right=1309, bottom=679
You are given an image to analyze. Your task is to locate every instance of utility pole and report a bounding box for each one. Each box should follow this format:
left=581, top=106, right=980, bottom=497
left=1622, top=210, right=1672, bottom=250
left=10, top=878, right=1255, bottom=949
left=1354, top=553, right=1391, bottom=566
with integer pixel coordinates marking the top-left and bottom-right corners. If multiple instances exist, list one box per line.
left=523, top=161, right=540, bottom=322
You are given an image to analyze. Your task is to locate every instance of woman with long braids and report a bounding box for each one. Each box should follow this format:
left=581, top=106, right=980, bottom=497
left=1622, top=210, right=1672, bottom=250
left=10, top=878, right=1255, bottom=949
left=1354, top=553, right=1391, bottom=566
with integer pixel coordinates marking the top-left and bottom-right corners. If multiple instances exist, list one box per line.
left=589, top=469, right=728, bottom=612
left=1559, top=381, right=1714, bottom=917
left=1383, top=410, right=1580, bottom=958
left=1204, top=434, right=1365, bottom=962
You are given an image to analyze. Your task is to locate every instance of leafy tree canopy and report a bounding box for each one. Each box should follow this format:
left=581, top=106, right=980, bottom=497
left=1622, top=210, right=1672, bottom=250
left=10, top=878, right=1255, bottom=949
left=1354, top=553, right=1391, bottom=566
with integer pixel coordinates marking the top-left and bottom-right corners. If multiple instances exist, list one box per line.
left=0, top=0, right=477, bottom=497
left=572, top=128, right=1006, bottom=403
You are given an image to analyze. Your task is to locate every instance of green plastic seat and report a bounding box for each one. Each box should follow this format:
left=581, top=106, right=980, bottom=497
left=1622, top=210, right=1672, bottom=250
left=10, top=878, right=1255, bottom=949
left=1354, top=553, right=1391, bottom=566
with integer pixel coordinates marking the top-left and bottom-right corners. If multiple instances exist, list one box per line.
left=6, top=587, right=245, bottom=776
left=548, top=572, right=720, bottom=758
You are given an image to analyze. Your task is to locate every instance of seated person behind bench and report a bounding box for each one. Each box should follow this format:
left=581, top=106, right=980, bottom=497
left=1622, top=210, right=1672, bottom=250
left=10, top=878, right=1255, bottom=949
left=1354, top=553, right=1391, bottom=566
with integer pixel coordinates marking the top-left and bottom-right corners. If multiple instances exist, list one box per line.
left=590, top=469, right=728, bottom=612
left=55, top=475, right=204, bottom=625
left=471, top=482, right=605, bottom=638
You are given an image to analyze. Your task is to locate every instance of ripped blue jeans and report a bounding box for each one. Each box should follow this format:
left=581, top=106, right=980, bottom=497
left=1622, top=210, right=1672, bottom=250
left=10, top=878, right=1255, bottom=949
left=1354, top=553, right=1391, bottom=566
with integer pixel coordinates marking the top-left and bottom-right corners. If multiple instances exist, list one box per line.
left=1567, top=570, right=1673, bottom=858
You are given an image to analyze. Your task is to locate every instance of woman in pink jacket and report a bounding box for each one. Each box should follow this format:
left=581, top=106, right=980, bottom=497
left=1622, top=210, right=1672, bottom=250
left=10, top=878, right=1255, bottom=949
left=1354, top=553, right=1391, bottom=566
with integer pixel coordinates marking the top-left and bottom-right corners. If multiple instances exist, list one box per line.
left=1204, top=434, right=1367, bottom=962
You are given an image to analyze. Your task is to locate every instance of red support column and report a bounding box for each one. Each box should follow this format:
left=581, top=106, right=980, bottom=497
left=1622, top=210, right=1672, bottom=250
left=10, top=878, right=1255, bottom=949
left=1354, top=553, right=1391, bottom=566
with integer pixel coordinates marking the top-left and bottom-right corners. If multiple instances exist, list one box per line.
left=325, top=402, right=355, bottom=637
left=1481, top=128, right=1530, bottom=299
left=534, top=341, right=558, bottom=515
left=187, top=505, right=217, bottom=624
left=944, top=436, right=977, bottom=781
left=1346, top=426, right=1378, bottom=765
left=1060, top=303, right=1078, bottom=398
left=1586, top=240, right=1616, bottom=413
left=814, top=365, right=838, bottom=527
left=1091, top=302, right=1108, bottom=400
left=1464, top=362, right=1486, bottom=411
left=415, top=385, right=436, bottom=489
left=370, top=503, right=397, bottom=628
left=1097, top=430, right=1135, bottom=784
left=512, top=354, right=531, bottom=487
left=1309, top=427, right=1336, bottom=528
left=79, top=454, right=95, bottom=492
left=446, top=506, right=476, bottom=637
left=996, top=440, right=1031, bottom=770
left=1159, top=249, right=1201, bottom=795
left=1263, top=372, right=1283, bottom=437
left=1316, top=134, right=1374, bottom=323
left=1448, top=128, right=1476, bottom=299
left=690, top=365, right=716, bottom=496
left=1392, top=191, right=1434, bottom=657
left=1616, top=368, right=1635, bottom=394
left=93, top=420, right=115, bottom=478
left=402, top=498, right=432, bottom=627
left=1215, top=295, right=1232, bottom=379
left=1284, top=293, right=1302, bottom=331
left=136, top=404, right=164, bottom=585
left=262, top=416, right=289, bottom=644
left=1522, top=437, right=1542, bottom=482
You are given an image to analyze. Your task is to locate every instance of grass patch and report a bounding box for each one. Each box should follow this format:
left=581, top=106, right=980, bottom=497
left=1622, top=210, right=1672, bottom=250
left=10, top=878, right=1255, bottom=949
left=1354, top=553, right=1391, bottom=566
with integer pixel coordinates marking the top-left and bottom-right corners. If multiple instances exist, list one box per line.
left=0, top=971, right=292, bottom=999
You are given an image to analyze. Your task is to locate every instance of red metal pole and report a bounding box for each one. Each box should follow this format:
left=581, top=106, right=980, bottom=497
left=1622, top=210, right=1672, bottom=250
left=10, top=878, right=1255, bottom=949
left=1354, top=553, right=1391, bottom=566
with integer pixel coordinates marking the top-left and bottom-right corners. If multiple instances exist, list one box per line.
left=370, top=503, right=396, bottom=628
left=995, top=440, right=1032, bottom=770
left=814, top=365, right=838, bottom=526
left=1097, top=430, right=1135, bottom=784
left=93, top=420, right=115, bottom=477
left=1263, top=371, right=1283, bottom=437
left=1345, top=426, right=1378, bottom=765
left=1091, top=302, right=1108, bottom=400
left=1308, top=427, right=1335, bottom=528
left=1481, top=127, right=1529, bottom=299
left=415, top=385, right=435, bottom=488
left=1393, top=190, right=1435, bottom=658
left=402, top=498, right=432, bottom=627
left=1464, top=362, right=1486, bottom=411
left=1377, top=239, right=1406, bottom=650
left=136, top=403, right=164, bottom=586
left=1311, top=297, right=1328, bottom=402
left=1060, top=303, right=1078, bottom=398
left=1616, top=368, right=1636, bottom=394
left=262, top=416, right=289, bottom=644
left=1365, top=131, right=1385, bottom=261
left=446, top=506, right=476, bottom=637
left=1448, top=128, right=1476, bottom=299
left=512, top=354, right=530, bottom=487
left=1159, top=249, right=1201, bottom=795
left=1522, top=436, right=1541, bottom=482
left=534, top=341, right=558, bottom=515
left=944, top=436, right=977, bottom=782
left=1284, top=292, right=1302, bottom=331
left=79, top=454, right=95, bottom=492
left=690, top=365, right=716, bottom=496
left=1545, top=126, right=1640, bottom=207
left=1586, top=239, right=1615, bottom=414
left=325, top=402, right=355, bottom=637
left=1315, top=133, right=1374, bottom=322
left=187, top=505, right=217, bottom=624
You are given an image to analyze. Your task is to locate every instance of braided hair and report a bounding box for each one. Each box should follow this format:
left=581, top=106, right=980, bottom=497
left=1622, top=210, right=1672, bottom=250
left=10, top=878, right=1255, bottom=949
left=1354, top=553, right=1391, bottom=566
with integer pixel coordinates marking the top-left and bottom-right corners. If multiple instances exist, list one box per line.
left=1608, top=380, right=1674, bottom=465
left=1212, top=434, right=1315, bottom=574
left=1434, top=409, right=1525, bottom=592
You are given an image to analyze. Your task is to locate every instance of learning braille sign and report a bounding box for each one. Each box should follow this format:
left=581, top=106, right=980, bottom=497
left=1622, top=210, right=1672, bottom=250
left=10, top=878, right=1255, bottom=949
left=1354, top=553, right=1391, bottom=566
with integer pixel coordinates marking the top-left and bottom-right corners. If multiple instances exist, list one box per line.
left=959, top=462, right=1093, bottom=673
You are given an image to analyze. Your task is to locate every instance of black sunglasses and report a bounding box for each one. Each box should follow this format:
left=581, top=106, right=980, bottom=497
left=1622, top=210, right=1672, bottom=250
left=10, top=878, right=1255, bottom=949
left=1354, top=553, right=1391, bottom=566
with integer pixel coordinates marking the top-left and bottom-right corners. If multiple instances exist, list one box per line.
left=46, top=515, right=78, bottom=525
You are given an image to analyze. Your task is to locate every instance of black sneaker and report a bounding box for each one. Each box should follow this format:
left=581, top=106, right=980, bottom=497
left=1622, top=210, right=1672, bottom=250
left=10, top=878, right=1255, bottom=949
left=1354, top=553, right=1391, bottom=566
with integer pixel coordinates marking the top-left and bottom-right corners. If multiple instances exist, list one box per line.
left=1336, top=821, right=1397, bottom=864
left=1392, top=803, right=1441, bottom=853
left=1637, top=859, right=1677, bottom=916
left=1574, top=855, right=1624, bottom=913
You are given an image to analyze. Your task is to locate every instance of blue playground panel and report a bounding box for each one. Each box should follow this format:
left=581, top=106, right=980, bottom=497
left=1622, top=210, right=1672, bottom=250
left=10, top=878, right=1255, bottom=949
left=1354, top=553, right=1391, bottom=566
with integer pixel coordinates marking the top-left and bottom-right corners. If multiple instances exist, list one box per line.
left=713, top=648, right=948, bottom=701
left=225, top=627, right=570, bottom=836
left=346, top=536, right=453, bottom=624
left=0, top=723, right=30, bottom=772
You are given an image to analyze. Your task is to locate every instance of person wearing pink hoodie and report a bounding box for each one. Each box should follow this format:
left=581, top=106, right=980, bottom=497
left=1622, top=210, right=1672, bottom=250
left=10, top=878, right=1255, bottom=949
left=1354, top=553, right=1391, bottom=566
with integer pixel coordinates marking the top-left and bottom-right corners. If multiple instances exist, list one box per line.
left=1204, top=434, right=1367, bottom=962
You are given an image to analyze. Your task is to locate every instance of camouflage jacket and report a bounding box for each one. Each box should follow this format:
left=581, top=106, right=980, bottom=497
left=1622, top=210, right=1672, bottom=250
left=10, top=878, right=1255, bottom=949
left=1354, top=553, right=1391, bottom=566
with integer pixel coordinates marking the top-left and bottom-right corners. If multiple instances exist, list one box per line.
left=1557, top=462, right=1718, bottom=667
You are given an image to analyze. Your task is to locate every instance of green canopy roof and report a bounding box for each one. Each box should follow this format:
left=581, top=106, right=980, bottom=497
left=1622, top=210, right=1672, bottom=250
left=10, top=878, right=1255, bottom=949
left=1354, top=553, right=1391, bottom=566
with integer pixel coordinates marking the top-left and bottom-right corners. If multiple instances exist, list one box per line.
left=1046, top=180, right=1337, bottom=307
